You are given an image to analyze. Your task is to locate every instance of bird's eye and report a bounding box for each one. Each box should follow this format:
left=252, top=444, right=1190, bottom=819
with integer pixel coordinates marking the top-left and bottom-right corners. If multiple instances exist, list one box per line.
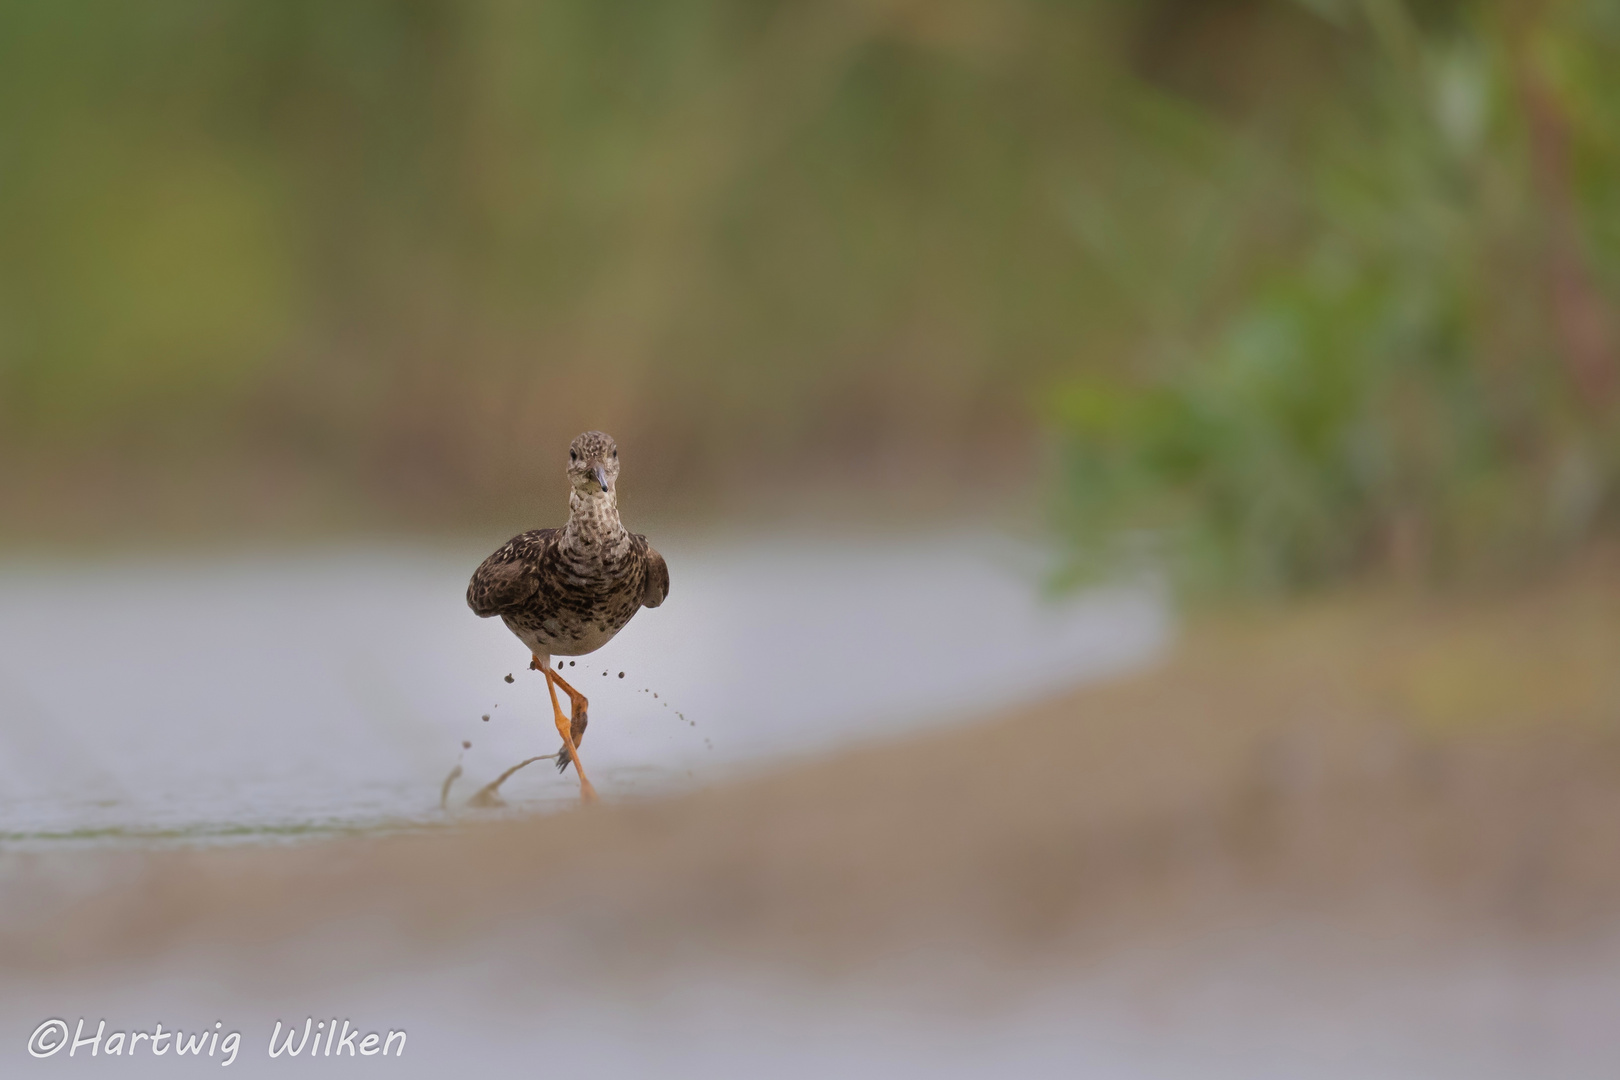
left=612, top=449, right=617, bottom=459
left=569, top=450, right=577, bottom=462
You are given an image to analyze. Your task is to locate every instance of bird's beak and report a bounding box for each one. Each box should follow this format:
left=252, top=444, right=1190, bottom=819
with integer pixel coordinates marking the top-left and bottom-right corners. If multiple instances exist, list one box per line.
left=594, top=465, right=609, bottom=492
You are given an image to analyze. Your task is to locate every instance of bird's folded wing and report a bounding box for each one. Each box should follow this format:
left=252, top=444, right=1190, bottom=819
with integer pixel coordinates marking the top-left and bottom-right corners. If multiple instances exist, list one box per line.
left=466, top=529, right=553, bottom=616
left=640, top=541, right=669, bottom=608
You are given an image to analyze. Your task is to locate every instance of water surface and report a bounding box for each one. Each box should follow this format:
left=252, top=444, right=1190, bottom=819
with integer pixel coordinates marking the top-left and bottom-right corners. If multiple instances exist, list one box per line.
left=0, top=531, right=1167, bottom=846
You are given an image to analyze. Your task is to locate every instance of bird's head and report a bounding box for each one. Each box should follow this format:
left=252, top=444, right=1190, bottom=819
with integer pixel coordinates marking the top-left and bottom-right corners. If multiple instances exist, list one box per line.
left=566, top=430, right=620, bottom=496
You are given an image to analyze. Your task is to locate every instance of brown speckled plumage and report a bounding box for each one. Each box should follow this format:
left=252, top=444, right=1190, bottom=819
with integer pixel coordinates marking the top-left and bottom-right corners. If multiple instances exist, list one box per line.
left=468, top=431, right=668, bottom=774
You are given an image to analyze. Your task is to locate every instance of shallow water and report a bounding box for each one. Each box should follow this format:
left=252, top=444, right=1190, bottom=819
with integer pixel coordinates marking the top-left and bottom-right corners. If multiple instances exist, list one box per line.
left=0, top=531, right=1167, bottom=846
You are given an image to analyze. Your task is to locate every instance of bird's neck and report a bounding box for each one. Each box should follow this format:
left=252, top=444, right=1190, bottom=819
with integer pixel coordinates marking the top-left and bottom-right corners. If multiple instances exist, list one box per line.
left=563, top=489, right=626, bottom=551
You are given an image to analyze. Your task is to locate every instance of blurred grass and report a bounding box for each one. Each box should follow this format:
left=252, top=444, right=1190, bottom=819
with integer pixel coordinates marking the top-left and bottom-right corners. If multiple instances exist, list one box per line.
left=3, top=0, right=1150, bottom=529
left=1053, top=0, right=1620, bottom=589
left=0, top=0, right=1616, bottom=584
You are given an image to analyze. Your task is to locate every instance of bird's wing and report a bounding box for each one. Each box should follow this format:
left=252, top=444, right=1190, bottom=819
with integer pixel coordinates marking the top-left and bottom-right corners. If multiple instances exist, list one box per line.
left=466, top=529, right=555, bottom=617
left=638, top=537, right=669, bottom=609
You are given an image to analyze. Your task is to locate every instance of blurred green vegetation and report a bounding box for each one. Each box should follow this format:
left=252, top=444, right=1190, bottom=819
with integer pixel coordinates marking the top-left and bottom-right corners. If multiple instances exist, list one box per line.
left=0, top=0, right=1616, bottom=584
left=1053, top=0, right=1620, bottom=589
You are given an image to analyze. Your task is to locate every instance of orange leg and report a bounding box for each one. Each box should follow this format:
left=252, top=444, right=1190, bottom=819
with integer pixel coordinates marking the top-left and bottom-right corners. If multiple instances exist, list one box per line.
left=532, top=656, right=590, bottom=769
left=533, top=656, right=597, bottom=803
left=549, top=668, right=590, bottom=756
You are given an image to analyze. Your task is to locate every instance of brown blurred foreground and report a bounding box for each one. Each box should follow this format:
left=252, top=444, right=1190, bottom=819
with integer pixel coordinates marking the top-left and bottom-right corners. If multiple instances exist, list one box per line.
left=4, top=553, right=1619, bottom=992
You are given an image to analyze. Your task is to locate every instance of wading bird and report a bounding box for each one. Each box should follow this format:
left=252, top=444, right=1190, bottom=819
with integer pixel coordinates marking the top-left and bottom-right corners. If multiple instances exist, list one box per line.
left=467, top=431, right=669, bottom=802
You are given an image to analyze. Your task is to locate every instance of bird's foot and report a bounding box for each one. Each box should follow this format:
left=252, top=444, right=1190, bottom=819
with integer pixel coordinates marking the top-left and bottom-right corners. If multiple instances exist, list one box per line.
left=552, top=721, right=596, bottom=803
left=543, top=665, right=598, bottom=805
